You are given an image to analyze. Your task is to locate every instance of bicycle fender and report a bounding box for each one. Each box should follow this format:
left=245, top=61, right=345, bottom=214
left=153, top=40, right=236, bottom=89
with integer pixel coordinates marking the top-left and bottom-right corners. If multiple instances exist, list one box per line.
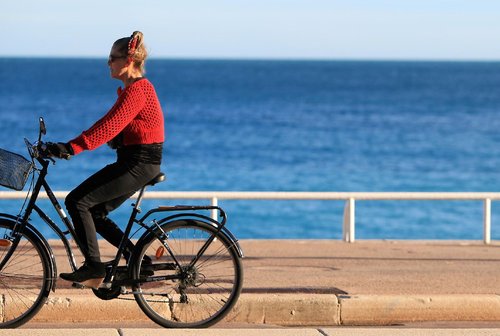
left=136, top=218, right=244, bottom=259
left=0, top=213, right=58, bottom=292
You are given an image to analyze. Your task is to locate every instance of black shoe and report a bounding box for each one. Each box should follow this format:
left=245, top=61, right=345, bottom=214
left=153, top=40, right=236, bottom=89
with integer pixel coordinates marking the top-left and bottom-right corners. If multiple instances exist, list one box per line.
left=60, top=261, right=106, bottom=288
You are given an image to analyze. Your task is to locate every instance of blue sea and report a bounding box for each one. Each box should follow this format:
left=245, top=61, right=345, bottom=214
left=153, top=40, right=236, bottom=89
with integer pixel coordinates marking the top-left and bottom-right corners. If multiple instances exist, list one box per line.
left=1, top=58, right=500, bottom=240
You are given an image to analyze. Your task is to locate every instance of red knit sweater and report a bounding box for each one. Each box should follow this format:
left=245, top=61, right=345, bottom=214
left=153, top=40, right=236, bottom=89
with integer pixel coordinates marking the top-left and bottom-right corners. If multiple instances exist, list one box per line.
left=69, top=78, right=164, bottom=155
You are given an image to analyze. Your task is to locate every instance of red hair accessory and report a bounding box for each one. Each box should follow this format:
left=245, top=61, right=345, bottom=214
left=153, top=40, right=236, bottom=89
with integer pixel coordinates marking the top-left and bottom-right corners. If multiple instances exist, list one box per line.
left=128, top=35, right=137, bottom=55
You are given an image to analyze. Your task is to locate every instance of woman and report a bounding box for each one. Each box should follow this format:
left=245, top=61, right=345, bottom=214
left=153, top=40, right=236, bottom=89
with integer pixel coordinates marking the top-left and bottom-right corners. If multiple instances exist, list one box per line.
left=46, top=31, right=165, bottom=288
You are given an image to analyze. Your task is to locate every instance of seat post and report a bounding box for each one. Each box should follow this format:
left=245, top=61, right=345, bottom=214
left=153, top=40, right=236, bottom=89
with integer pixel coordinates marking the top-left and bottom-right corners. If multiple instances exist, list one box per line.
left=133, top=172, right=165, bottom=211
left=134, top=185, right=147, bottom=211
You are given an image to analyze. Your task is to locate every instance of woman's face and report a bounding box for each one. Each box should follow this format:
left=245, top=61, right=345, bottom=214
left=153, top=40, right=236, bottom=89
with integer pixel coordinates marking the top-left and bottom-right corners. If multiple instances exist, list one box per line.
left=107, top=45, right=128, bottom=79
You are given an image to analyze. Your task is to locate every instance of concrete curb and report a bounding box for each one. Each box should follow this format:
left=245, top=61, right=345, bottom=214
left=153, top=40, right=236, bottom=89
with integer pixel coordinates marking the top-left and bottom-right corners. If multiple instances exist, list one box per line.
left=30, top=293, right=340, bottom=326
left=23, top=293, right=500, bottom=326
left=339, top=294, right=500, bottom=325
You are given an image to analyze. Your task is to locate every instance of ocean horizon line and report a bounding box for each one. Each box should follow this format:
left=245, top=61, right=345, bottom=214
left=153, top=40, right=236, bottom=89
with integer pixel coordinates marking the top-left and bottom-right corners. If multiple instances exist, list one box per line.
left=1, top=55, right=499, bottom=64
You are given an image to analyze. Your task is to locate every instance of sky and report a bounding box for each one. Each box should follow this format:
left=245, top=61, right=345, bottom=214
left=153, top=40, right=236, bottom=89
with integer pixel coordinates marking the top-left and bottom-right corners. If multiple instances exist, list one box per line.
left=2, top=0, right=500, bottom=60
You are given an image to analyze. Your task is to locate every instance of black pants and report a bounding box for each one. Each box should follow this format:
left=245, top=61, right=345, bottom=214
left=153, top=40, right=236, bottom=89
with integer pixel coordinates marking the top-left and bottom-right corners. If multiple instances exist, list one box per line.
left=65, top=160, right=160, bottom=263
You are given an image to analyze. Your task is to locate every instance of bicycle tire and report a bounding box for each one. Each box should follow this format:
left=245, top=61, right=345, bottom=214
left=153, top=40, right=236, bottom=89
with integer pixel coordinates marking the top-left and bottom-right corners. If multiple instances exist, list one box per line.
left=131, top=219, right=243, bottom=328
left=0, top=219, right=52, bottom=328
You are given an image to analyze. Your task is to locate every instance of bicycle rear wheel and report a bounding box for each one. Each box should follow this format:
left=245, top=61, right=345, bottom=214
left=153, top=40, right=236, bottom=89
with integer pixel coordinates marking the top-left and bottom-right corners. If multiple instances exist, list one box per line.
left=0, top=219, right=52, bottom=328
left=132, top=220, right=243, bottom=328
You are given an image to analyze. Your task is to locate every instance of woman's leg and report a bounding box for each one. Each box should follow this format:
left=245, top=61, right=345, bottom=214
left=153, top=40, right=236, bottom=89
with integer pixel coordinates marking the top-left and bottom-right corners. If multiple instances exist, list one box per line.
left=60, top=162, right=159, bottom=285
left=65, top=162, right=160, bottom=262
left=92, top=205, right=135, bottom=261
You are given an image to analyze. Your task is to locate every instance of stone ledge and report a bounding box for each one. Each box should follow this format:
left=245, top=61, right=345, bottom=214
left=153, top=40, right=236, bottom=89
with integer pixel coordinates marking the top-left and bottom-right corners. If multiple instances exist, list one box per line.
left=9, top=293, right=500, bottom=326
left=29, top=293, right=339, bottom=326
left=339, top=294, right=500, bottom=325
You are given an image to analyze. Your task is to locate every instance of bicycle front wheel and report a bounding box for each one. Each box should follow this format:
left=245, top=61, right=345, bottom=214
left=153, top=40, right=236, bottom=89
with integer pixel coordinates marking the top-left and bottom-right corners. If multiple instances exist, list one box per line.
left=0, top=219, right=52, bottom=328
left=132, top=220, right=243, bottom=328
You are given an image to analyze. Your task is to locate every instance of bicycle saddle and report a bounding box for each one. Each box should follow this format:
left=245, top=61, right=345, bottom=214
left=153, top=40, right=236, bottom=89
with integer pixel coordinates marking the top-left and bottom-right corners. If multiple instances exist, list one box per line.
left=146, top=172, right=166, bottom=186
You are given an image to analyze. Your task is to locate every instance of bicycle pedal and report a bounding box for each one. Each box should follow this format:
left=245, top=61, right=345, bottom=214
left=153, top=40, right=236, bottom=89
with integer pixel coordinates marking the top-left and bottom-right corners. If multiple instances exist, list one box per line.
left=72, top=282, right=86, bottom=289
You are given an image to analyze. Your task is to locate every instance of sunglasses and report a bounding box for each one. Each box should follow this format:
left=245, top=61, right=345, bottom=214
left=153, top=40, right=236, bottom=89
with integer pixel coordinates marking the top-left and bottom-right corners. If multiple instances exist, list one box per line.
left=108, top=55, right=127, bottom=63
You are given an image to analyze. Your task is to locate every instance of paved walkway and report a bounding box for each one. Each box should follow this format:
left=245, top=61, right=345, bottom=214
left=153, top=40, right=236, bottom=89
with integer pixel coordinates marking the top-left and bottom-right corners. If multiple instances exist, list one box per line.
left=4, top=327, right=500, bottom=336
left=4, top=239, right=500, bottom=331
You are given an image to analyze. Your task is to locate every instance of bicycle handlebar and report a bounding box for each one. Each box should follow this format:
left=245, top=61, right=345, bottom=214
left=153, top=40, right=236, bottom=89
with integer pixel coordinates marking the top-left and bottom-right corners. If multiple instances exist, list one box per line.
left=25, top=117, right=70, bottom=163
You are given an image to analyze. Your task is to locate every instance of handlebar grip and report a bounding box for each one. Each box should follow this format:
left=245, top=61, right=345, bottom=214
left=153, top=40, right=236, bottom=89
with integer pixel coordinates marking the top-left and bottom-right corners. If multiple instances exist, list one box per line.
left=38, top=142, right=71, bottom=161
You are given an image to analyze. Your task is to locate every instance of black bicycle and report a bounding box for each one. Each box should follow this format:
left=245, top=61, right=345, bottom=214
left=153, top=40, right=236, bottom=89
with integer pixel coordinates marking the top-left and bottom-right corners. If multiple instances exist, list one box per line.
left=0, top=118, right=243, bottom=328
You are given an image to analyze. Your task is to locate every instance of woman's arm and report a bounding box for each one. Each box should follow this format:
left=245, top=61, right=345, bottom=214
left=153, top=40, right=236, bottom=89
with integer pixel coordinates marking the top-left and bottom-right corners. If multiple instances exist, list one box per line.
left=69, top=86, right=146, bottom=154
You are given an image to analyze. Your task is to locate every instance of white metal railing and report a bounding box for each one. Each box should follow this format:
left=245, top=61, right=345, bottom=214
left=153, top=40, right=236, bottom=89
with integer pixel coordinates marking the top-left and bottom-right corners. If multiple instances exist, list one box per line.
left=0, top=191, right=498, bottom=244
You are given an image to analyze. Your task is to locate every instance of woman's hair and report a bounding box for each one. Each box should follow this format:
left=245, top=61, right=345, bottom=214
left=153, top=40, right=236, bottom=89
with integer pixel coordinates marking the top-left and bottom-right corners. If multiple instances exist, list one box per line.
left=114, top=31, right=148, bottom=74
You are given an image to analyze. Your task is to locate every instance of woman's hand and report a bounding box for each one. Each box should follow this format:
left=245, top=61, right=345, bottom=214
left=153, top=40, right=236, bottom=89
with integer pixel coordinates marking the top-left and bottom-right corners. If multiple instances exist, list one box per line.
left=44, top=142, right=74, bottom=160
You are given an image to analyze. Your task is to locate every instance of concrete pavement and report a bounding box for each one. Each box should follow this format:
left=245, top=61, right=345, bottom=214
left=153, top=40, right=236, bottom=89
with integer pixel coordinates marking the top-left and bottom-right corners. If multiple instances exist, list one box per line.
left=3, top=239, right=500, bottom=332
left=5, top=328, right=500, bottom=336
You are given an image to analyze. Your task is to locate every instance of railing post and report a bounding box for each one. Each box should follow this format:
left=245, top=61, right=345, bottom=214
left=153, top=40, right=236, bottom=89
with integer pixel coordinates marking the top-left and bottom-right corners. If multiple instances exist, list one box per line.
left=484, top=198, right=491, bottom=245
left=211, top=197, right=218, bottom=221
left=343, top=198, right=355, bottom=243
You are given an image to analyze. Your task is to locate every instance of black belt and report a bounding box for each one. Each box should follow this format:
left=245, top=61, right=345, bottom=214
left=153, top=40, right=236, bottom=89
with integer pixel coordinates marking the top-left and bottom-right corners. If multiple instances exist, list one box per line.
left=117, top=143, right=163, bottom=164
